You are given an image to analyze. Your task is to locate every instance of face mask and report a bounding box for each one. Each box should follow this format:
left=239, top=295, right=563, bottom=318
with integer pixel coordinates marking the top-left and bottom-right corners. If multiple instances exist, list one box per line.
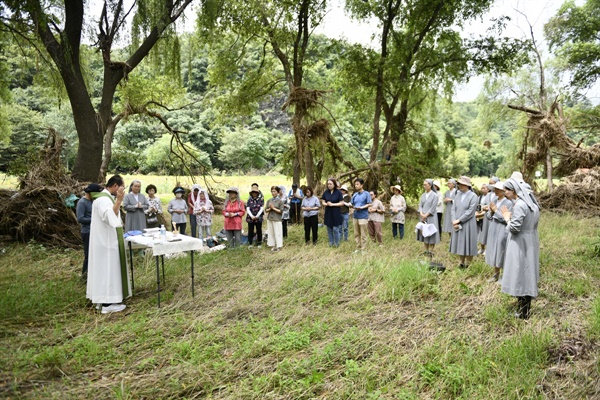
left=176, top=193, right=182, bottom=198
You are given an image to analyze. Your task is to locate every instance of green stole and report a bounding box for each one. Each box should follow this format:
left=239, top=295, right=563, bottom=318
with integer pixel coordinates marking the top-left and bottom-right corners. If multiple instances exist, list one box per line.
left=90, top=192, right=131, bottom=298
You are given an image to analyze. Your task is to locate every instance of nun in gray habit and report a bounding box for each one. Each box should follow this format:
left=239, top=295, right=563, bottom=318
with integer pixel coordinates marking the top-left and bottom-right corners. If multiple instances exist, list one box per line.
left=500, top=175, right=540, bottom=319
left=416, top=179, right=440, bottom=256
left=441, top=179, right=457, bottom=236
left=449, top=176, right=479, bottom=268
left=484, top=181, right=513, bottom=282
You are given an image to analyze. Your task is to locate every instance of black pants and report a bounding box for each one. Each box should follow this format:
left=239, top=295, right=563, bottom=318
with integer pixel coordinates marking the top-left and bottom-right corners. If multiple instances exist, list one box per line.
left=304, top=215, right=318, bottom=244
left=189, top=214, right=197, bottom=238
left=81, top=232, right=90, bottom=276
left=437, top=213, right=442, bottom=232
left=290, top=202, right=302, bottom=224
left=247, top=221, right=263, bottom=245
left=174, top=222, right=186, bottom=235
left=282, top=219, right=288, bottom=238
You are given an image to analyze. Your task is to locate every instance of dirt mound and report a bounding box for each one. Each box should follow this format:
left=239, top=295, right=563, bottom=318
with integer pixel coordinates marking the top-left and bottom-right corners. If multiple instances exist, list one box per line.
left=0, top=129, right=84, bottom=248
left=538, top=167, right=600, bottom=215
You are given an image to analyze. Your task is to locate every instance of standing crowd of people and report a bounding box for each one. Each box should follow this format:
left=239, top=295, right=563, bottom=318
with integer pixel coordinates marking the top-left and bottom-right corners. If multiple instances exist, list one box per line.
left=78, top=172, right=540, bottom=319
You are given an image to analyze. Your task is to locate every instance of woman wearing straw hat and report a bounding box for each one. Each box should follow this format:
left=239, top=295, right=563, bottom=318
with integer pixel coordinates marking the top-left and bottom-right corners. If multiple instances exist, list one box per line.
left=484, top=181, right=513, bottom=282
left=441, top=179, right=457, bottom=238
left=499, top=175, right=540, bottom=319
left=222, top=187, right=246, bottom=248
left=416, top=179, right=440, bottom=256
left=449, top=176, right=479, bottom=268
left=390, top=185, right=406, bottom=239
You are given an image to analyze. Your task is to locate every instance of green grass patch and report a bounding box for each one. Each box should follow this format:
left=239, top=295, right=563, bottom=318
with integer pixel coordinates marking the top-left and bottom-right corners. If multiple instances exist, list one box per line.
left=1, top=211, right=600, bottom=398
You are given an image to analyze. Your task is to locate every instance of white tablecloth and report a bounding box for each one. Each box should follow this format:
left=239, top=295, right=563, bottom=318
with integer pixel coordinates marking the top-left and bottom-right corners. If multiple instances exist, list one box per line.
left=125, top=233, right=206, bottom=256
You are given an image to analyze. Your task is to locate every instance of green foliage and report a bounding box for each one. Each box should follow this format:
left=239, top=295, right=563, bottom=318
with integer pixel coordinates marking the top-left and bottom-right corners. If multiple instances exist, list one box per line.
left=141, top=133, right=211, bottom=175
left=218, top=126, right=286, bottom=172
left=545, top=0, right=600, bottom=89
left=0, top=104, right=45, bottom=174
left=590, top=296, right=600, bottom=339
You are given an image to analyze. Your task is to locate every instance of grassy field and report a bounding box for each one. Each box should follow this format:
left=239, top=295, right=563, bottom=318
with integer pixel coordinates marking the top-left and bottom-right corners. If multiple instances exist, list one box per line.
left=1, top=209, right=599, bottom=399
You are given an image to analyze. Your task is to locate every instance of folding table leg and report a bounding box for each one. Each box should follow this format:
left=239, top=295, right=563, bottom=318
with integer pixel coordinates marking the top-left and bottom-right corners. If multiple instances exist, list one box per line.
left=128, top=241, right=135, bottom=292
left=191, top=250, right=195, bottom=297
left=156, top=256, right=161, bottom=308
left=161, top=255, right=165, bottom=284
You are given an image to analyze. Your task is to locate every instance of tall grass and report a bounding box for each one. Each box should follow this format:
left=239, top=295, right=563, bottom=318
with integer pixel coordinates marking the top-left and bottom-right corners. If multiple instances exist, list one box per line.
left=1, top=212, right=599, bottom=399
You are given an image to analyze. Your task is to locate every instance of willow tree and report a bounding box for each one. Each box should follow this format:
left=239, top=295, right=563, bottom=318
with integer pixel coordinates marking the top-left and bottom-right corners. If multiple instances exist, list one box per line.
left=342, top=0, right=525, bottom=189
left=199, top=0, right=349, bottom=187
left=0, top=0, right=193, bottom=181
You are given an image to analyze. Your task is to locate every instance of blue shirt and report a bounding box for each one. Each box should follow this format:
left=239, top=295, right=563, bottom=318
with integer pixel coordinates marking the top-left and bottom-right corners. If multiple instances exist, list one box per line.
left=301, top=196, right=320, bottom=217
left=351, top=191, right=372, bottom=220
left=289, top=189, right=304, bottom=204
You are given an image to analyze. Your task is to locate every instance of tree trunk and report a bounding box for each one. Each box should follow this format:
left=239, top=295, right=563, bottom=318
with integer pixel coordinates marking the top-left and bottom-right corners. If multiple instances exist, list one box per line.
left=546, top=152, right=554, bottom=193
left=98, top=117, right=120, bottom=182
left=304, top=142, right=315, bottom=188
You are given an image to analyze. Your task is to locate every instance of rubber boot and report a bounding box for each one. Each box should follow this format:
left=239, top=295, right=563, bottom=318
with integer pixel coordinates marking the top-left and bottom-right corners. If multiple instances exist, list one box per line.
left=521, top=296, right=532, bottom=320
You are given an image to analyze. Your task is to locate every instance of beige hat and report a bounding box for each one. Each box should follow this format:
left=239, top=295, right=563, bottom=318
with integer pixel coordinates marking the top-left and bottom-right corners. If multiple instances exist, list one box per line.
left=340, top=185, right=348, bottom=192
left=457, top=176, right=472, bottom=187
left=493, top=181, right=505, bottom=191
left=510, top=171, right=524, bottom=181
left=432, top=180, right=441, bottom=190
left=390, top=185, right=403, bottom=193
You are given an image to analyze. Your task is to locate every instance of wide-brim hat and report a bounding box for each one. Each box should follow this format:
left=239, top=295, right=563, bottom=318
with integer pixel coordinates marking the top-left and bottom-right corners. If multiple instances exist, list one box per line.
left=390, top=185, right=402, bottom=193
left=226, top=187, right=239, bottom=194
left=173, top=186, right=185, bottom=194
left=457, top=176, right=472, bottom=187
left=493, top=181, right=505, bottom=191
left=84, top=183, right=103, bottom=193
left=432, top=180, right=441, bottom=190
left=340, top=185, right=349, bottom=192
left=249, top=188, right=260, bottom=194
left=510, top=171, right=524, bottom=181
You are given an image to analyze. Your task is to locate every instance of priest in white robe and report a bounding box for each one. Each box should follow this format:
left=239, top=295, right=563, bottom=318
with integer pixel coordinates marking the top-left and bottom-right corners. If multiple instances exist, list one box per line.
left=86, top=174, right=131, bottom=314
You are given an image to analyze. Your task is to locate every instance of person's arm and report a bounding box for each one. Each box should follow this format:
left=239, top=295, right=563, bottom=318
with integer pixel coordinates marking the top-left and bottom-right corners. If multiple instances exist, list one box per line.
left=272, top=199, right=283, bottom=214
left=76, top=200, right=91, bottom=225
left=113, top=187, right=124, bottom=216
left=457, top=194, right=478, bottom=223
left=168, top=200, right=174, bottom=215
left=400, top=197, right=407, bottom=212
left=236, top=201, right=245, bottom=217
left=141, top=194, right=149, bottom=211
left=246, top=205, right=255, bottom=219
left=122, top=193, right=136, bottom=212
left=504, top=201, right=525, bottom=233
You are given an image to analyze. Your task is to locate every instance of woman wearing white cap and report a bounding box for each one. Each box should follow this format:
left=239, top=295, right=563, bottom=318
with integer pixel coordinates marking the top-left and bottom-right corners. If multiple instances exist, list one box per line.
left=499, top=175, right=540, bottom=319
left=441, top=179, right=457, bottom=238
left=449, top=176, right=479, bottom=268
left=416, top=179, right=440, bottom=256
left=484, top=182, right=513, bottom=283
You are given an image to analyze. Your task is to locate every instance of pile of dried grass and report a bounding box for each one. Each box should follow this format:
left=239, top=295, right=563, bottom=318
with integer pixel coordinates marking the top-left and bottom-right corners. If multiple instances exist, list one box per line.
left=0, top=129, right=84, bottom=248
left=538, top=167, right=600, bottom=215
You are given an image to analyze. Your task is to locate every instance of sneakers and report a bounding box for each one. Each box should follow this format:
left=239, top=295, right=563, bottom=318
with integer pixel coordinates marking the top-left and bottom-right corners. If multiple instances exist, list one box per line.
left=101, top=304, right=126, bottom=314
